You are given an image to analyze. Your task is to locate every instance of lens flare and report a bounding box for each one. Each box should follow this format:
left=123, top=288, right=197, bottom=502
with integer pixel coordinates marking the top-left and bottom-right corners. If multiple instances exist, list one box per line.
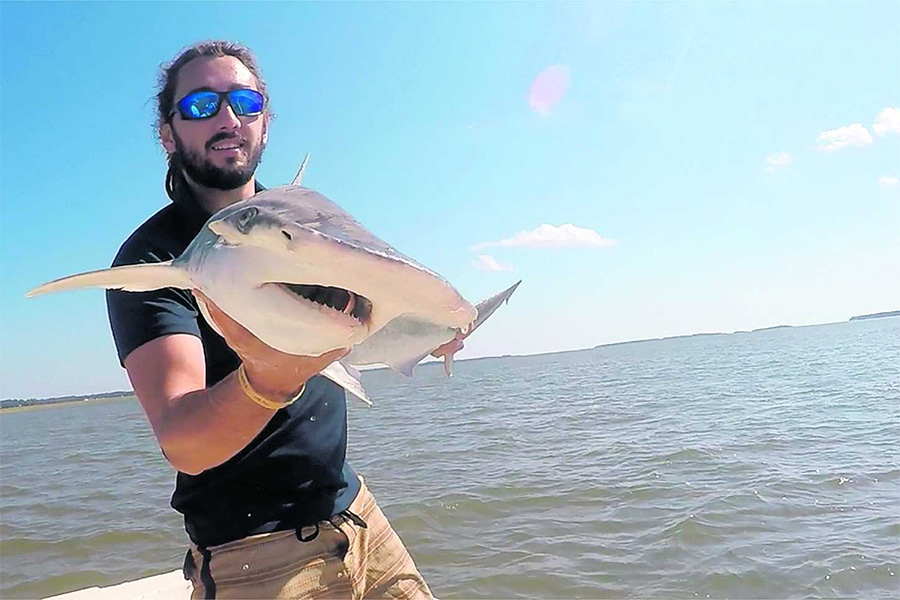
left=529, top=65, right=571, bottom=115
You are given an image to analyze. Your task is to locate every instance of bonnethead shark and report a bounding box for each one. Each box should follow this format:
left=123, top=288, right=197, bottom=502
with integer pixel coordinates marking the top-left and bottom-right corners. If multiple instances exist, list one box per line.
left=27, top=158, right=520, bottom=404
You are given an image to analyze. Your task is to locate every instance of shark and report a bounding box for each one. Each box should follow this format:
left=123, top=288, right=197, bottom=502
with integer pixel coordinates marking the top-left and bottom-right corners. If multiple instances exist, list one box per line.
left=27, top=159, right=520, bottom=404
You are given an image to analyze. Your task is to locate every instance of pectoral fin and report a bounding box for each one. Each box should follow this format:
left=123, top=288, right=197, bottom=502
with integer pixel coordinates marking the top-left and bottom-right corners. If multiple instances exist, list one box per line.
left=27, top=261, right=190, bottom=298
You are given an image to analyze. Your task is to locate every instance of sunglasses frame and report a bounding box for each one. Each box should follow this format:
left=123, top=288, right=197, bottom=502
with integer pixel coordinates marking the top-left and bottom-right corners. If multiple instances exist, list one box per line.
left=170, top=88, right=265, bottom=121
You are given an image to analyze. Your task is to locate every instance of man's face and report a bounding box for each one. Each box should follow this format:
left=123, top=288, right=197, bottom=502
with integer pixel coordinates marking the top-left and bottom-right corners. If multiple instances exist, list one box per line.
left=161, top=55, right=268, bottom=191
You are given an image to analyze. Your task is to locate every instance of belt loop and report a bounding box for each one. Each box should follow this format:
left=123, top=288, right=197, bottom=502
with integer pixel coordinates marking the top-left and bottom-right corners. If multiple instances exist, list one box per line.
left=342, top=509, right=368, bottom=529
left=296, top=522, right=320, bottom=542
left=199, top=546, right=216, bottom=599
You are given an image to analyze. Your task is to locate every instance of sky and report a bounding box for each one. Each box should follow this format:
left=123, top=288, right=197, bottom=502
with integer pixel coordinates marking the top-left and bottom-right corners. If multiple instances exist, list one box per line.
left=1, top=1, right=898, bottom=400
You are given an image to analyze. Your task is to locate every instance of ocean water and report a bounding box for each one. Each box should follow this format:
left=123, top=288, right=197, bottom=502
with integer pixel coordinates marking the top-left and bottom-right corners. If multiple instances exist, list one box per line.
left=1, top=317, right=898, bottom=599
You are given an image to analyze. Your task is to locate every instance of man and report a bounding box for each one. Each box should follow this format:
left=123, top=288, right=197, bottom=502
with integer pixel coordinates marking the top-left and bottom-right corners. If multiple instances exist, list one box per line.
left=107, top=40, right=456, bottom=599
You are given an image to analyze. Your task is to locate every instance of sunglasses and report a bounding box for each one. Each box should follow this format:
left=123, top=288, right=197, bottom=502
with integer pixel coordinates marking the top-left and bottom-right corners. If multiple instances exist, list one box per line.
left=171, top=88, right=265, bottom=121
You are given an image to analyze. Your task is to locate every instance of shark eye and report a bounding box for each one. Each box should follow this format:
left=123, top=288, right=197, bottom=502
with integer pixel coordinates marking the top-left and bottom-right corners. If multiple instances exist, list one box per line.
left=237, top=207, right=258, bottom=232
left=281, top=230, right=293, bottom=241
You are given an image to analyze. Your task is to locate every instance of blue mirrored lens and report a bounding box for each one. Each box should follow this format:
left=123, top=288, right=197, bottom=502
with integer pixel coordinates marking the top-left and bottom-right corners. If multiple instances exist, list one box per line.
left=179, top=91, right=221, bottom=119
left=227, top=89, right=264, bottom=116
left=175, top=89, right=263, bottom=120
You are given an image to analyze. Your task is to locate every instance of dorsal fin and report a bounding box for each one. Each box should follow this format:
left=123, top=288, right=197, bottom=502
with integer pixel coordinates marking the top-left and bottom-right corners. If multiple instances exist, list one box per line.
left=291, top=152, right=311, bottom=186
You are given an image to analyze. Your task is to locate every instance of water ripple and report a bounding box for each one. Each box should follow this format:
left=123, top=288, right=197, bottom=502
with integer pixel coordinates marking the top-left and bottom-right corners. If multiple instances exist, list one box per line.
left=2, top=318, right=899, bottom=598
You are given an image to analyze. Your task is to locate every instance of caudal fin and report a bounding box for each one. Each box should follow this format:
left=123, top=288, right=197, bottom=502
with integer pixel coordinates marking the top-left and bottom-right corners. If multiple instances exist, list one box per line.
left=26, top=261, right=191, bottom=298
left=470, top=280, right=521, bottom=334
left=386, top=281, right=523, bottom=379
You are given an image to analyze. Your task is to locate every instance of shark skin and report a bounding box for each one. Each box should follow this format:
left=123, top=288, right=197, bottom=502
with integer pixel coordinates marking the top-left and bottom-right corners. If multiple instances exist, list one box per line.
left=346, top=280, right=522, bottom=377
left=27, top=181, right=520, bottom=403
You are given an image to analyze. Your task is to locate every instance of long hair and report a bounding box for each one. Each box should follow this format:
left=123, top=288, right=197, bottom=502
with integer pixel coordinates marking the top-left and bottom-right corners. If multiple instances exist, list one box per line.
left=156, top=40, right=270, bottom=201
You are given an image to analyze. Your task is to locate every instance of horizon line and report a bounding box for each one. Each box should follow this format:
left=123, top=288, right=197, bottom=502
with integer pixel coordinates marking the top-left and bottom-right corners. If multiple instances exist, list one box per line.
left=4, top=311, right=896, bottom=404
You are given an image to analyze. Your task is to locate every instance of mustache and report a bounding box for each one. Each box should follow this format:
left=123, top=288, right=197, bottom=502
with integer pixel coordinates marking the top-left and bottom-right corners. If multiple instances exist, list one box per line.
left=206, top=132, right=244, bottom=150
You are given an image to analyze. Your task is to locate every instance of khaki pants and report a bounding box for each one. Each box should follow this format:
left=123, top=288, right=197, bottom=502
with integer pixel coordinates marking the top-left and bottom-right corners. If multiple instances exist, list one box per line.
left=184, top=479, right=433, bottom=599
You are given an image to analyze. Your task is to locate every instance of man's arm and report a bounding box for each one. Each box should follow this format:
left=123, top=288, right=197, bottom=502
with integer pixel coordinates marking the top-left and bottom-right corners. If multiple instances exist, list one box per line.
left=124, top=294, right=347, bottom=475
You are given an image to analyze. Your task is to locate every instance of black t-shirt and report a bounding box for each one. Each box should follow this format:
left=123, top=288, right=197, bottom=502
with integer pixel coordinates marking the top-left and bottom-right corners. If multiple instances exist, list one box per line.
left=106, top=182, right=359, bottom=547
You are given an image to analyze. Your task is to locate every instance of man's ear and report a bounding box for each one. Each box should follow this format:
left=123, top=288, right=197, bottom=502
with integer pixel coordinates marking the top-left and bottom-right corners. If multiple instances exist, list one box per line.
left=261, top=115, right=269, bottom=147
left=160, top=122, right=176, bottom=154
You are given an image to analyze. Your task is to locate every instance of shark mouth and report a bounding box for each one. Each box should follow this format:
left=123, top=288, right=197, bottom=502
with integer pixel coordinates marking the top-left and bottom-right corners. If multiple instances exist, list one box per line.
left=281, top=283, right=373, bottom=324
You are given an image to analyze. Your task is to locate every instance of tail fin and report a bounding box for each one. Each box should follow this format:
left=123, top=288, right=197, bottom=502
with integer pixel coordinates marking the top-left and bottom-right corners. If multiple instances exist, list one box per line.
left=383, top=281, right=523, bottom=379
left=470, top=280, right=521, bottom=333
left=26, top=261, right=191, bottom=298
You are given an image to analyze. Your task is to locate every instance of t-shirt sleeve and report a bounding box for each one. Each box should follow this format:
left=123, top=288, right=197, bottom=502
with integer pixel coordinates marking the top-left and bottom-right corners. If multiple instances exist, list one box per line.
left=106, top=238, right=201, bottom=366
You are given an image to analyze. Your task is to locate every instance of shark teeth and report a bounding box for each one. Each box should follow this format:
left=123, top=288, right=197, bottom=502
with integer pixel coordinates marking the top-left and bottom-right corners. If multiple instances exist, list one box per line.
left=282, top=283, right=372, bottom=324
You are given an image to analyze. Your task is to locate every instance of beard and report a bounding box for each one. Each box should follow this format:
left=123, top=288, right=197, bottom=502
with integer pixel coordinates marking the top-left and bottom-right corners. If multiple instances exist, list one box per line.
left=171, top=129, right=265, bottom=191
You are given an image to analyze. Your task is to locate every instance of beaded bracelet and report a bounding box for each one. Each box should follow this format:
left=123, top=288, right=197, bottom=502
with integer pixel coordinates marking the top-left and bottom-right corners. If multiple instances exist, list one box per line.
left=236, top=364, right=305, bottom=410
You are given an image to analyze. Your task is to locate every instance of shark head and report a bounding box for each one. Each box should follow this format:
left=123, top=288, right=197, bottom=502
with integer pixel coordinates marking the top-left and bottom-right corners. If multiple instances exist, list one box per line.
left=197, top=186, right=476, bottom=356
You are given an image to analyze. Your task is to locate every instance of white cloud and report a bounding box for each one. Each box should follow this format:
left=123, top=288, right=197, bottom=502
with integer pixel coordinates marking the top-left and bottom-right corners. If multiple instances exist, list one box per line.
left=874, top=107, right=900, bottom=136
left=471, top=254, right=515, bottom=272
left=815, top=123, right=873, bottom=152
left=472, top=223, right=617, bottom=250
left=765, top=151, right=792, bottom=171
left=878, top=176, right=899, bottom=189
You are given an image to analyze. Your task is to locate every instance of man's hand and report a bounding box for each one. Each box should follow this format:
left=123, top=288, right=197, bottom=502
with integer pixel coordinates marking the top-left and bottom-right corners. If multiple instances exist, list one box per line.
left=194, top=290, right=349, bottom=402
left=431, top=330, right=466, bottom=359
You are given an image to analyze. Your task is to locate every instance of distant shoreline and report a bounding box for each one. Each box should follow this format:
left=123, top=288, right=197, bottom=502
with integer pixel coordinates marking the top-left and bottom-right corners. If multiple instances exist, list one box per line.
left=849, top=310, right=900, bottom=321
left=588, top=312, right=897, bottom=352
left=0, top=393, right=135, bottom=413
left=3, top=311, right=896, bottom=409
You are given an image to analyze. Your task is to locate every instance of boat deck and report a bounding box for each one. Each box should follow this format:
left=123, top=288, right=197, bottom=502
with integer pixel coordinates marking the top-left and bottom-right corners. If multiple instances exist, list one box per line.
left=44, top=570, right=190, bottom=600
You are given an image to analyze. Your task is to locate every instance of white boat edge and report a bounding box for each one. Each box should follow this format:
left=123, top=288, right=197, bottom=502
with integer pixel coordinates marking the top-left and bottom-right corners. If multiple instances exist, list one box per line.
left=43, top=570, right=190, bottom=600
